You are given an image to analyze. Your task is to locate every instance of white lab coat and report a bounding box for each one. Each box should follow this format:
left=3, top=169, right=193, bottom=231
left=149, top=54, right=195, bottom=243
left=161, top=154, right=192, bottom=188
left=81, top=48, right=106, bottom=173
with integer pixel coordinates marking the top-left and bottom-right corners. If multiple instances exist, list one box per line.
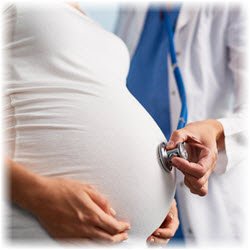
left=115, top=3, right=249, bottom=246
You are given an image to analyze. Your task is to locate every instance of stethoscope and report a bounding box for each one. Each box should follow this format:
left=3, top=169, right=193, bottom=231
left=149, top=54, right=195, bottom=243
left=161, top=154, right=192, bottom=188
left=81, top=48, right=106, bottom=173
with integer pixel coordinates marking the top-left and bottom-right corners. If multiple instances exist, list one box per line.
left=157, top=9, right=189, bottom=172
left=158, top=142, right=188, bottom=172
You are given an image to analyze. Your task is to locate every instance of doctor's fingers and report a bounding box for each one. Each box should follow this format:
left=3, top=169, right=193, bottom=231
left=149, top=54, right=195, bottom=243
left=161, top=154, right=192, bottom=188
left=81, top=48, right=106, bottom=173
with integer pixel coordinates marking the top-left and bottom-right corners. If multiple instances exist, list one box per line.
left=171, top=144, right=214, bottom=178
left=184, top=170, right=212, bottom=190
left=184, top=178, right=202, bottom=195
left=184, top=177, right=208, bottom=196
left=172, top=157, right=208, bottom=179
left=198, top=146, right=217, bottom=172
left=166, top=129, right=190, bottom=150
left=166, top=128, right=204, bottom=150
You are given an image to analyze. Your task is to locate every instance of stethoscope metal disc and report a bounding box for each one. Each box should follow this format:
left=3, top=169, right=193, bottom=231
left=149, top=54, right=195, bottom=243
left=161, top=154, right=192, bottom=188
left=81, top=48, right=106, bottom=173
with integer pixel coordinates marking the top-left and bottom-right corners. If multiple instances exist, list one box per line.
left=158, top=142, right=188, bottom=173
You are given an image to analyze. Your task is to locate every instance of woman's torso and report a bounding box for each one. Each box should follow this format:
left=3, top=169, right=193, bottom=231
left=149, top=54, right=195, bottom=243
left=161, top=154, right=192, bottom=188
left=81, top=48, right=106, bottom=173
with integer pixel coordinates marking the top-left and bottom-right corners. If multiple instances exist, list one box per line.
left=4, top=3, right=176, bottom=243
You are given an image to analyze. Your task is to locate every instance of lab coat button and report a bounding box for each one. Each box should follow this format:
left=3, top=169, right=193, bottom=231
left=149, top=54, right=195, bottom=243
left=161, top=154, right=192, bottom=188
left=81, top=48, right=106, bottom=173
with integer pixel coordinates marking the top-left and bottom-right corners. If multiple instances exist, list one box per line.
left=188, top=228, right=193, bottom=235
left=171, top=90, right=176, bottom=96
left=180, top=181, right=184, bottom=187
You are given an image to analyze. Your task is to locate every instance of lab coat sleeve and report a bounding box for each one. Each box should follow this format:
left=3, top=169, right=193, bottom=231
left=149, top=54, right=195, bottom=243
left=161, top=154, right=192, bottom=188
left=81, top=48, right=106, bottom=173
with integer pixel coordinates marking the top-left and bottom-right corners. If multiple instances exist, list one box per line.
left=215, top=6, right=249, bottom=174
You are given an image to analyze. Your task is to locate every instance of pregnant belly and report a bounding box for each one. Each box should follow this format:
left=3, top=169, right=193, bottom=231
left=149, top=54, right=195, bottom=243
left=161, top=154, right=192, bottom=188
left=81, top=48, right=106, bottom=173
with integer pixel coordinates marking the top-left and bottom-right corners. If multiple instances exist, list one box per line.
left=9, top=88, right=176, bottom=242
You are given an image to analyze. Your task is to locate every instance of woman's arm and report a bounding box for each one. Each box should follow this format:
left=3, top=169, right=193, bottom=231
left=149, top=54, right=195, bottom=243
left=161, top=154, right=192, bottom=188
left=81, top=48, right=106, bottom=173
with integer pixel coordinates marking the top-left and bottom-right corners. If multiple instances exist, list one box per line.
left=7, top=158, right=130, bottom=242
left=7, top=157, right=45, bottom=212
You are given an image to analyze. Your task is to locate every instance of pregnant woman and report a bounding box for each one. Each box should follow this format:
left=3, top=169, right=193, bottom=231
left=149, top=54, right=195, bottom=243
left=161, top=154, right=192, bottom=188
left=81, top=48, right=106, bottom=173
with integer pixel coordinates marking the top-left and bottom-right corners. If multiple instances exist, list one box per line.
left=3, top=3, right=177, bottom=245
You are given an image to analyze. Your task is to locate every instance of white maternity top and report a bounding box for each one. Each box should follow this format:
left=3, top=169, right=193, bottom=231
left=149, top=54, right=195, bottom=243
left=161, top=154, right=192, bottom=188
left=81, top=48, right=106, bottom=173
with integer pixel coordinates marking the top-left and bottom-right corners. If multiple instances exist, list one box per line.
left=3, top=3, right=176, bottom=244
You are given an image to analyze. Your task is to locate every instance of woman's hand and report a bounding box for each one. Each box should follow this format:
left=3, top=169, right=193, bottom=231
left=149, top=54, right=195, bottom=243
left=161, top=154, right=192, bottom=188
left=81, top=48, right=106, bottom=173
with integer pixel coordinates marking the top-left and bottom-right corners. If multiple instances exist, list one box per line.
left=8, top=159, right=130, bottom=243
left=166, top=119, right=225, bottom=196
left=147, top=199, right=179, bottom=245
left=32, top=177, right=130, bottom=243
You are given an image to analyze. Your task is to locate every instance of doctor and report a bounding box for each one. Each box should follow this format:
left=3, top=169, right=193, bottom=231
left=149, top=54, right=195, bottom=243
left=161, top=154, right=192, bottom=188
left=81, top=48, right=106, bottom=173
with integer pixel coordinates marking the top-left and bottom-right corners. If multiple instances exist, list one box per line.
left=116, top=3, right=248, bottom=246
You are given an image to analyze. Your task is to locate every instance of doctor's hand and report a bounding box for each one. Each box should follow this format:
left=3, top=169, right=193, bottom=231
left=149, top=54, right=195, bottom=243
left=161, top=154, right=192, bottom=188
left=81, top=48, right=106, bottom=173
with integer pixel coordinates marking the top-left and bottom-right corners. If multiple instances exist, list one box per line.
left=32, top=177, right=130, bottom=242
left=167, top=119, right=225, bottom=196
left=147, top=199, right=179, bottom=245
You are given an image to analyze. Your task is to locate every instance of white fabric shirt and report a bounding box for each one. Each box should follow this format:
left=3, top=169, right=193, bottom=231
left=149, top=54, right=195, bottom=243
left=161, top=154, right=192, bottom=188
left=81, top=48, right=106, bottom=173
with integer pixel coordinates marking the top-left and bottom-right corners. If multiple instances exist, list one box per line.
left=115, top=3, right=249, bottom=246
left=3, top=3, right=176, bottom=245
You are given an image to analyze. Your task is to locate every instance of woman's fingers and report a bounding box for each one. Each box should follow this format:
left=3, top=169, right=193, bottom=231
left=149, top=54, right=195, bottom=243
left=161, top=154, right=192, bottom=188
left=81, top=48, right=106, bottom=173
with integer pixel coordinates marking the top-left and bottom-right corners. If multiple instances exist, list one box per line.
left=154, top=214, right=179, bottom=239
left=162, top=199, right=177, bottom=226
left=154, top=227, right=175, bottom=239
left=95, top=211, right=131, bottom=235
left=87, top=187, right=116, bottom=216
left=89, top=227, right=128, bottom=243
left=149, top=199, right=179, bottom=245
left=147, top=235, right=170, bottom=245
left=82, top=193, right=130, bottom=235
left=86, top=187, right=130, bottom=234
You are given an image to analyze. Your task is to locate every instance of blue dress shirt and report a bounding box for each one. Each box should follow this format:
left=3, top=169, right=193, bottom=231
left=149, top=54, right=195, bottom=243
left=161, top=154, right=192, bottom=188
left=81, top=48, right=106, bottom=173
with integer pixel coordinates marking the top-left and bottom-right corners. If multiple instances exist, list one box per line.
left=127, top=7, right=180, bottom=140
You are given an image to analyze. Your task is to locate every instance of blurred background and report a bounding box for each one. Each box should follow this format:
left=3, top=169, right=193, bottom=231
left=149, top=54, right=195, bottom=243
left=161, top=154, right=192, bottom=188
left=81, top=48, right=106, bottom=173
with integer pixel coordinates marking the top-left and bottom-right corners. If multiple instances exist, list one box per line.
left=79, top=2, right=119, bottom=32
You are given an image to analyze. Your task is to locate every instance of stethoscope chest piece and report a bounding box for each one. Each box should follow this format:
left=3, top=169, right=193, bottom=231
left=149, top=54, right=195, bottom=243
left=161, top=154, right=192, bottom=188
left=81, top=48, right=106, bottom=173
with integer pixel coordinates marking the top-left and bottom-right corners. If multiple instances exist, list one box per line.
left=158, top=142, right=188, bottom=172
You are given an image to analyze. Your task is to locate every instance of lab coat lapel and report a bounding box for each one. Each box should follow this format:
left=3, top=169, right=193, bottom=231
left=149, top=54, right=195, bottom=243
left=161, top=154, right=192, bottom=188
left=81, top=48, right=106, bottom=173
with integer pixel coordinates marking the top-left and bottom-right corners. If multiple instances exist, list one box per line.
left=125, top=4, right=200, bottom=57
left=129, top=5, right=148, bottom=57
left=176, top=4, right=191, bottom=32
left=174, top=4, right=201, bottom=53
left=132, top=4, right=196, bottom=55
